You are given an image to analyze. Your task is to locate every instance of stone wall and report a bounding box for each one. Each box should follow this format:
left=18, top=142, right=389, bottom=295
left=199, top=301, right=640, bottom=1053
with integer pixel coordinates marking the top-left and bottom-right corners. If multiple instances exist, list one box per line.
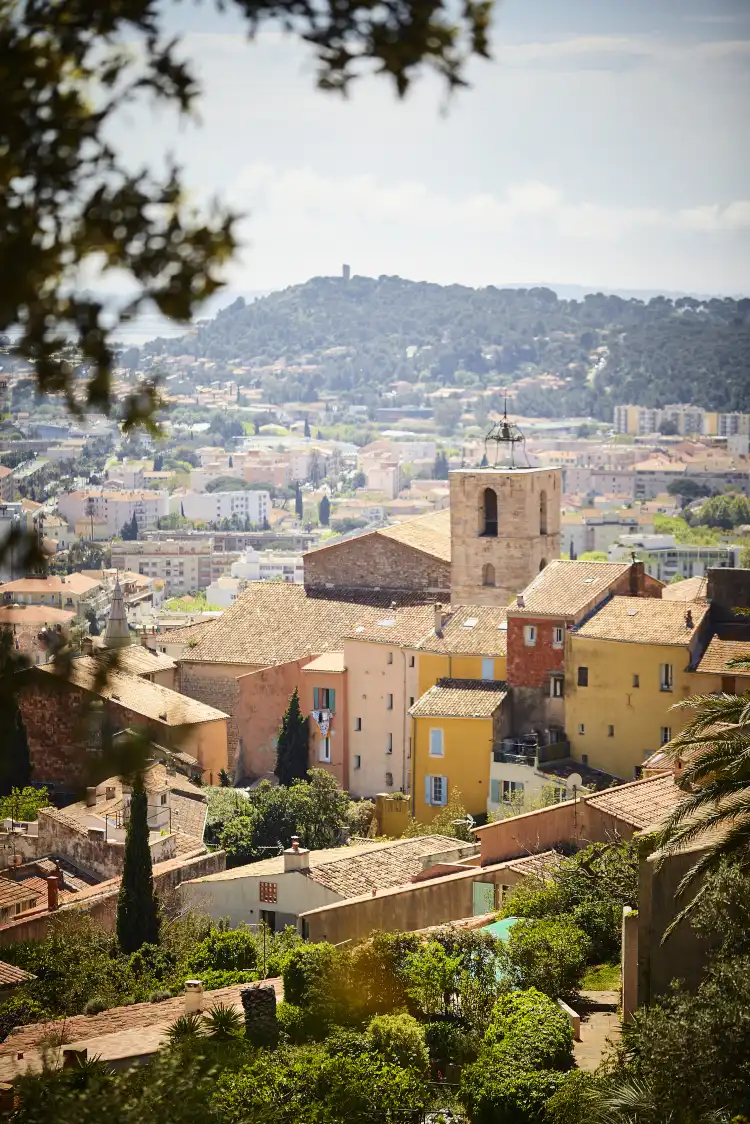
left=179, top=661, right=247, bottom=771
left=304, top=534, right=450, bottom=596
left=449, top=467, right=562, bottom=607
left=0, top=849, right=225, bottom=947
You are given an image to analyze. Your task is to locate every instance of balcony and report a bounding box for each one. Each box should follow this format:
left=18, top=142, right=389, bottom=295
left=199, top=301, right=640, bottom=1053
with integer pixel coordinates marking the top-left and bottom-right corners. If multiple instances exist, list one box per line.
left=492, top=733, right=570, bottom=767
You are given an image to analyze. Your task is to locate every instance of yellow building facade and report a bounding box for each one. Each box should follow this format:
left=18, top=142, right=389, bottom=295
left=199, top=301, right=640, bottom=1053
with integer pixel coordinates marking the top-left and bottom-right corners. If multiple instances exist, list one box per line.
left=566, top=596, right=711, bottom=779
left=410, top=680, right=507, bottom=824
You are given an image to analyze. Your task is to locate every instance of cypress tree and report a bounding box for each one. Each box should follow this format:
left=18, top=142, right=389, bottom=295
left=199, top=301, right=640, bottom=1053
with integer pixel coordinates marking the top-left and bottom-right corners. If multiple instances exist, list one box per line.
left=116, top=776, right=160, bottom=953
left=318, top=494, right=330, bottom=526
left=294, top=483, right=303, bottom=521
left=274, top=688, right=309, bottom=787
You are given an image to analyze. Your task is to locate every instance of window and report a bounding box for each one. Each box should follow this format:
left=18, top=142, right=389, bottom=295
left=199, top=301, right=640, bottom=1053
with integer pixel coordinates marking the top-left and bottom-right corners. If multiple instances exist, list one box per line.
left=319, top=737, right=331, bottom=763
left=482, top=562, right=496, bottom=587
left=482, top=488, right=498, bottom=537
left=354, top=717, right=362, bottom=731
left=409, top=696, right=414, bottom=707
left=387, top=651, right=393, bottom=665
left=386, top=733, right=393, bottom=755
left=429, top=728, right=444, bottom=757
left=524, top=624, right=537, bottom=646
left=501, top=780, right=524, bottom=804
left=539, top=490, right=548, bottom=535
left=385, top=771, right=393, bottom=787
left=633, top=674, right=640, bottom=688
left=481, top=657, right=494, bottom=681
left=578, top=723, right=585, bottom=735
left=608, top=725, right=615, bottom=738
left=409, top=654, right=415, bottom=668
left=552, top=626, right=564, bottom=649
left=659, top=664, right=674, bottom=692
left=386, top=693, right=393, bottom=710
left=550, top=676, right=564, bottom=698
left=426, top=775, right=447, bottom=806
left=259, top=881, right=277, bottom=904
left=554, top=787, right=567, bottom=803
left=313, top=687, right=336, bottom=712
left=353, top=754, right=361, bottom=770
left=660, top=726, right=672, bottom=745
left=160, top=793, right=168, bottom=805
left=577, top=666, right=589, bottom=687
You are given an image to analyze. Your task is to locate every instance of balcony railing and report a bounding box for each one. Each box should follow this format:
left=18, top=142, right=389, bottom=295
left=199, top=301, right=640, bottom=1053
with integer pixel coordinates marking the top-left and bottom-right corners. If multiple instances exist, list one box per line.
left=492, top=735, right=570, bottom=767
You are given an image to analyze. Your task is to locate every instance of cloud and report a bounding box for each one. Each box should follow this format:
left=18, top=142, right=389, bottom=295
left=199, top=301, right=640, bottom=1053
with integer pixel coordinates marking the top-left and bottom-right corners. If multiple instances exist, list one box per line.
left=229, top=164, right=750, bottom=243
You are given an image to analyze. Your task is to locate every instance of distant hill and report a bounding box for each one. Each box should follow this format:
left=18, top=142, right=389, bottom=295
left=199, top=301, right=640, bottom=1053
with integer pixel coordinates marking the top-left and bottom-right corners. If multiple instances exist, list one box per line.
left=144, top=275, right=750, bottom=418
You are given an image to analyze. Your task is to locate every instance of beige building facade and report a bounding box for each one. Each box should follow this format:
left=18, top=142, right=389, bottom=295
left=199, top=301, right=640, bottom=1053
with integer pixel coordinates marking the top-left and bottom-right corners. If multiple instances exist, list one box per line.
left=449, top=466, right=562, bottom=606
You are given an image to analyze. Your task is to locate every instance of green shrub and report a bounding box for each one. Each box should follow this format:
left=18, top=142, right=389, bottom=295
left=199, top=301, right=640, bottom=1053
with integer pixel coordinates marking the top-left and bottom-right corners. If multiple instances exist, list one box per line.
left=149, top=989, right=172, bottom=1003
left=176, top=969, right=257, bottom=992
left=498, top=917, right=590, bottom=1000
left=324, top=1027, right=372, bottom=1058
left=202, top=1002, right=244, bottom=1039
left=424, top=1020, right=475, bottom=1070
left=282, top=943, right=341, bottom=1014
left=543, top=1070, right=603, bottom=1124
left=366, top=1013, right=429, bottom=1073
left=483, top=989, right=573, bottom=1071
left=571, top=900, right=621, bottom=963
left=166, top=1013, right=203, bottom=1043
left=83, top=998, right=107, bottom=1016
left=0, top=994, right=49, bottom=1043
left=128, top=943, right=177, bottom=982
left=461, top=1050, right=565, bottom=1124
left=184, top=928, right=258, bottom=974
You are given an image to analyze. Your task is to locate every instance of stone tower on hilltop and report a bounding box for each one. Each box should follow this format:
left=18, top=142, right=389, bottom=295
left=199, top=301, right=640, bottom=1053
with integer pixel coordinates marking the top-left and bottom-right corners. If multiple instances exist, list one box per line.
left=449, top=464, right=562, bottom=606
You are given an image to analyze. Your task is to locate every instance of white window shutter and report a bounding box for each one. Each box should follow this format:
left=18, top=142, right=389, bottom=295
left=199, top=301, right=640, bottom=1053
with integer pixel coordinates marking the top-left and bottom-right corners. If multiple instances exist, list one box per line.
left=425, top=775, right=432, bottom=805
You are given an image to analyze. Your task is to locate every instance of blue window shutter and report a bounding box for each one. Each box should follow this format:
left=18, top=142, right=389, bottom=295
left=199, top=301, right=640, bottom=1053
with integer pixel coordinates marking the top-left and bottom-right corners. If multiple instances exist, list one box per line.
left=440, top=777, right=448, bottom=805
left=313, top=687, right=319, bottom=710
left=329, top=688, right=336, bottom=713
left=425, top=775, right=432, bottom=805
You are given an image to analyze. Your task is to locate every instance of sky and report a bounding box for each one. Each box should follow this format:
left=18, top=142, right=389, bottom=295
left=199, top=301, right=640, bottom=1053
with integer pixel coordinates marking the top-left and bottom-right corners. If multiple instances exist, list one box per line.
left=110, top=0, right=750, bottom=299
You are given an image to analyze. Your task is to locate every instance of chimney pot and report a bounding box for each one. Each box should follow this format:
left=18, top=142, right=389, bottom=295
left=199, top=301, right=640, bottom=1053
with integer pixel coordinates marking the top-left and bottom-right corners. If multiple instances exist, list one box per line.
left=433, top=603, right=444, bottom=636
left=283, top=838, right=310, bottom=872
left=46, top=875, right=59, bottom=912
left=517, top=594, right=525, bottom=609
left=85, top=787, right=97, bottom=807
left=184, top=980, right=204, bottom=1014
left=685, top=609, right=693, bottom=628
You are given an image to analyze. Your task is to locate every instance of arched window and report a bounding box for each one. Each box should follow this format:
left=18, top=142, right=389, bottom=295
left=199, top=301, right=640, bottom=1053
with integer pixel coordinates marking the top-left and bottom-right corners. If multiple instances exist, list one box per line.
left=482, top=563, right=496, bottom=587
left=539, top=558, right=547, bottom=571
left=482, top=488, right=498, bottom=537
left=539, top=490, right=548, bottom=535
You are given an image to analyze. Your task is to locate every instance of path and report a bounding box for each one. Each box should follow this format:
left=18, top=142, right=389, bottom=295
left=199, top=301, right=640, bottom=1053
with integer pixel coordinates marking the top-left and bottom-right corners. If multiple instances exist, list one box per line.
left=573, top=989, right=621, bottom=1072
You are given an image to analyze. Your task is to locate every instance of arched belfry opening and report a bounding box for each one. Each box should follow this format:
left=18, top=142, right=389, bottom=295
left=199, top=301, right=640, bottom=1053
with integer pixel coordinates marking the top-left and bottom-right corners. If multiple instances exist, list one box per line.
left=482, top=488, right=498, bottom=537
left=540, top=490, right=548, bottom=535
left=539, top=558, right=547, bottom=571
left=482, top=563, right=496, bottom=587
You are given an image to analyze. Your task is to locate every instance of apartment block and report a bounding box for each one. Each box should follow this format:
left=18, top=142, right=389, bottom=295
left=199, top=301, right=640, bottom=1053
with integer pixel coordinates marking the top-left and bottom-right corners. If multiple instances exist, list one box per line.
left=176, top=490, right=271, bottom=526
left=110, top=538, right=237, bottom=596
left=57, top=490, right=169, bottom=537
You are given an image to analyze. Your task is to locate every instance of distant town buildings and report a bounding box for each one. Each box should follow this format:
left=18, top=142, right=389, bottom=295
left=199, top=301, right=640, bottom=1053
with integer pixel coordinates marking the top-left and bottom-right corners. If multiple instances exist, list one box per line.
left=614, top=403, right=750, bottom=438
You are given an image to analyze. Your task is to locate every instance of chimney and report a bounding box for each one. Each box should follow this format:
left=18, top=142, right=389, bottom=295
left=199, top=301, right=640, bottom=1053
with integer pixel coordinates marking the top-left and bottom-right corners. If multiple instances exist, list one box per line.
left=184, top=980, right=204, bottom=1014
left=685, top=609, right=694, bottom=629
left=47, top=875, right=59, bottom=912
left=283, top=835, right=310, bottom=872
left=629, top=558, right=645, bottom=596
left=105, top=785, right=116, bottom=801
left=434, top=603, right=444, bottom=637
left=54, top=862, right=64, bottom=888
left=85, top=787, right=97, bottom=807
left=81, top=637, right=93, bottom=655
left=517, top=594, right=525, bottom=609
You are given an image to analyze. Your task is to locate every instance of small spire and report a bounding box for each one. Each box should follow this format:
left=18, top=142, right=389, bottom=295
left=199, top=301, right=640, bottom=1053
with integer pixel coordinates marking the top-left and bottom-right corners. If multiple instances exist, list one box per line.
left=103, top=574, right=131, bottom=649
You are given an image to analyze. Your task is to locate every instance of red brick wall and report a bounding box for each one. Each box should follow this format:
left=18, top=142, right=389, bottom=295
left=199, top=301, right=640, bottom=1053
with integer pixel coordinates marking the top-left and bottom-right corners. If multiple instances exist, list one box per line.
left=235, top=660, right=307, bottom=782
left=506, top=617, right=565, bottom=689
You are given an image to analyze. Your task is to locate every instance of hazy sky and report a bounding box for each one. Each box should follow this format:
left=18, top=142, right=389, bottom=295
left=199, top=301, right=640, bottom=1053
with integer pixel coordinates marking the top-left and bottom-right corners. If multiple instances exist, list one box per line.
left=112, top=0, right=750, bottom=296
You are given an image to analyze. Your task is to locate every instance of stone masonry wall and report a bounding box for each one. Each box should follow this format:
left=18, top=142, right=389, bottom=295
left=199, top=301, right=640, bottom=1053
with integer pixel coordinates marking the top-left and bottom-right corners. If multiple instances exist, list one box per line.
left=179, top=661, right=244, bottom=772
left=235, top=660, right=307, bottom=782
left=304, top=534, right=450, bottom=596
left=450, top=467, right=562, bottom=607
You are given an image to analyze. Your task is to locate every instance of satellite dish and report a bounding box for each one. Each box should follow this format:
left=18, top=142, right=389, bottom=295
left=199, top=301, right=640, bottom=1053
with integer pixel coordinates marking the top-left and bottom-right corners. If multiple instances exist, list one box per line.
left=567, top=773, right=583, bottom=790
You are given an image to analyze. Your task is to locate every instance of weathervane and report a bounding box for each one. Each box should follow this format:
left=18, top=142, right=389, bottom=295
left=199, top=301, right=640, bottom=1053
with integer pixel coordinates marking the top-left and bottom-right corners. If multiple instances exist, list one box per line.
left=483, top=399, right=529, bottom=469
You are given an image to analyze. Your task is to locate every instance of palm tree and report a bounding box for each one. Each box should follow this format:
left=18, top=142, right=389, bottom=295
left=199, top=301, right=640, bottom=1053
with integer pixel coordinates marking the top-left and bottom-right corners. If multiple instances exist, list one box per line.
left=654, top=663, right=750, bottom=929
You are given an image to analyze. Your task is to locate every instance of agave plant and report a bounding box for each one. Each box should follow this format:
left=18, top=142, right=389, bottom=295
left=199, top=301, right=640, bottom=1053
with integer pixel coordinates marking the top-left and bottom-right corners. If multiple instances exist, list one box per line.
left=166, top=1012, right=204, bottom=1043
left=654, top=672, right=750, bottom=932
left=202, top=1002, right=244, bottom=1039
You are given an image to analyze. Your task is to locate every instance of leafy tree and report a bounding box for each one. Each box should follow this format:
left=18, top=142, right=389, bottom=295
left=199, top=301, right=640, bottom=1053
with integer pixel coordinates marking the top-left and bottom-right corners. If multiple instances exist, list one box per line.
left=85, top=608, right=100, bottom=636
left=366, top=1013, right=429, bottom=1073
left=433, top=399, right=462, bottom=434
left=433, top=450, right=450, bottom=479
left=666, top=478, right=712, bottom=508
left=482, top=989, right=573, bottom=1070
left=152, top=453, right=164, bottom=472
left=497, top=917, right=591, bottom=999
left=318, top=494, right=331, bottom=526
left=116, top=777, right=160, bottom=954
left=402, top=786, right=474, bottom=840
left=461, top=1052, right=565, bottom=1124
left=120, top=512, right=139, bottom=541
left=403, top=941, right=463, bottom=1017
left=695, top=492, right=750, bottom=530
left=658, top=419, right=679, bottom=435
left=274, top=688, right=309, bottom=787
left=0, top=786, right=50, bottom=822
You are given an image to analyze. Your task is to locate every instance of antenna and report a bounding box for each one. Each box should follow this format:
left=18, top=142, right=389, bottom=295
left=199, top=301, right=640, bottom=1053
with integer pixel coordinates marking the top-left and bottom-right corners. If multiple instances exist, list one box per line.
left=482, top=398, right=529, bottom=469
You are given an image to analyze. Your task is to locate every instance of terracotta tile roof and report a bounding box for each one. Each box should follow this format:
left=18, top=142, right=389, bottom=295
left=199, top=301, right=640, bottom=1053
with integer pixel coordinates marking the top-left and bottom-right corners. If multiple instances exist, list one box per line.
left=410, top=678, right=507, bottom=718
left=0, top=573, right=101, bottom=595
left=0, top=878, right=41, bottom=910
left=36, top=657, right=228, bottom=725
left=182, top=583, right=430, bottom=666
left=661, top=576, right=708, bottom=602
left=508, top=560, right=631, bottom=619
left=0, top=606, right=75, bottom=627
left=346, top=604, right=441, bottom=647
left=307, top=835, right=456, bottom=897
left=170, top=793, right=207, bottom=840
left=148, top=620, right=215, bottom=646
left=416, top=605, right=509, bottom=656
left=378, top=509, right=451, bottom=562
left=575, top=596, right=710, bottom=645
left=585, top=773, right=681, bottom=830
left=93, top=647, right=176, bottom=677
left=694, top=635, right=750, bottom=676
left=504, top=850, right=563, bottom=879
left=0, top=960, right=35, bottom=987
left=302, top=652, right=346, bottom=673
left=0, top=979, right=283, bottom=1082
